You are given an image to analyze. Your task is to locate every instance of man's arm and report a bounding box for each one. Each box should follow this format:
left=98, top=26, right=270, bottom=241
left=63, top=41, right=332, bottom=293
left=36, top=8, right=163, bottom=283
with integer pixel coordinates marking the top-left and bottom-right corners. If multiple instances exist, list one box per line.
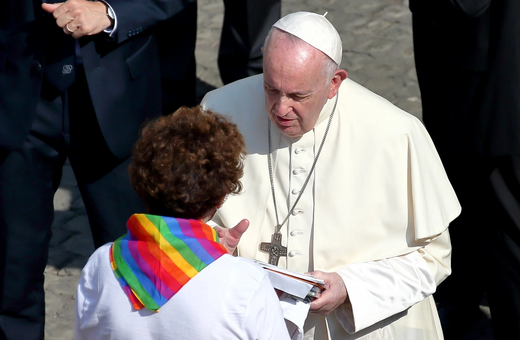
left=42, top=0, right=112, bottom=39
left=318, top=231, right=450, bottom=334
left=103, top=0, right=194, bottom=44
left=42, top=0, right=194, bottom=43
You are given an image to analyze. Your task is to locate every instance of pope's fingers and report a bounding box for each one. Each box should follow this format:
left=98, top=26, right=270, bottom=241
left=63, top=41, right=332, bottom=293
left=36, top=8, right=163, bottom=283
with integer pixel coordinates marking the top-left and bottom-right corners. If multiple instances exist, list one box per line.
left=229, top=219, right=249, bottom=240
left=213, top=226, right=236, bottom=254
left=309, top=287, right=340, bottom=314
left=308, top=271, right=348, bottom=315
left=213, top=219, right=249, bottom=254
left=213, top=226, right=227, bottom=239
left=306, top=270, right=321, bottom=277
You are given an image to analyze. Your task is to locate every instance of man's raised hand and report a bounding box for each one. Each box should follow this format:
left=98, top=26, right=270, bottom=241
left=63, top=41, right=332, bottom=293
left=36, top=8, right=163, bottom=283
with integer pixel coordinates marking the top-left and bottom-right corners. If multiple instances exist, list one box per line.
left=42, top=0, right=112, bottom=39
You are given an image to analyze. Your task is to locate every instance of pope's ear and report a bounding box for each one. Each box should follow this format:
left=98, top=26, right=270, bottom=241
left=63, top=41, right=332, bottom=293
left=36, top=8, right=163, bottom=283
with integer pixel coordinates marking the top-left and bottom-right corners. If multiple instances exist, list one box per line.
left=327, top=69, right=348, bottom=99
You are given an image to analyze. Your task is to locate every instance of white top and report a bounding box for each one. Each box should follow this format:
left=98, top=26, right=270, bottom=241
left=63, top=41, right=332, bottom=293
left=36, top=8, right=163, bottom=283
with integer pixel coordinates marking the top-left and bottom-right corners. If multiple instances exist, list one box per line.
left=201, top=75, right=461, bottom=339
left=74, top=244, right=291, bottom=340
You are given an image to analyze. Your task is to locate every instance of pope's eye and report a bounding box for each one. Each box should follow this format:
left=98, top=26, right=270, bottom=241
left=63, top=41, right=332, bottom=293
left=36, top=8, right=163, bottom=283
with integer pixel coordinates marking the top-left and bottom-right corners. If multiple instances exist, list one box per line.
left=265, top=87, right=278, bottom=94
left=292, top=95, right=307, bottom=101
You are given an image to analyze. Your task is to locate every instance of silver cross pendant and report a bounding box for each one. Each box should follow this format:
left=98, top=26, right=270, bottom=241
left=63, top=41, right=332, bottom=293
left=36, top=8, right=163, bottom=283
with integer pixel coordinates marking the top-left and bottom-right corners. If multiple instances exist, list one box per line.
left=260, top=231, right=287, bottom=266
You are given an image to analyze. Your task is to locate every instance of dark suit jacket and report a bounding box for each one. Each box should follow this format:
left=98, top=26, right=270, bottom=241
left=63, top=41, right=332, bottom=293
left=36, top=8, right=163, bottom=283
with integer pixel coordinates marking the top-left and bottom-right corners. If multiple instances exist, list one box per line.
left=0, top=0, right=193, bottom=159
left=410, top=0, right=520, bottom=156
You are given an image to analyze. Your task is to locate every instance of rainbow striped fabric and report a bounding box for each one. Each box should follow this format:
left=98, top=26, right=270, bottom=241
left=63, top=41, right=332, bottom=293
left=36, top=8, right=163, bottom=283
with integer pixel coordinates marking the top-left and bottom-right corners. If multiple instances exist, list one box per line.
left=110, top=214, right=228, bottom=311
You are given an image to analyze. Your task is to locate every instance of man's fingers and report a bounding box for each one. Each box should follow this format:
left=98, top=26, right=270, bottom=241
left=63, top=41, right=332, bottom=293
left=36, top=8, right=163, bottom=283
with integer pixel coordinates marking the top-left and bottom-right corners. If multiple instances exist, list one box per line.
left=64, top=23, right=75, bottom=35
left=41, top=3, right=63, bottom=13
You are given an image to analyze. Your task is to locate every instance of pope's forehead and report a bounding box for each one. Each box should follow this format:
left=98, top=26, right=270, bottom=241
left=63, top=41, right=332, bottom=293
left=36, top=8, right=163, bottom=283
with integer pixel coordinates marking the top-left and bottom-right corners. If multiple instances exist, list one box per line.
left=265, top=35, right=323, bottom=65
left=263, top=60, right=324, bottom=94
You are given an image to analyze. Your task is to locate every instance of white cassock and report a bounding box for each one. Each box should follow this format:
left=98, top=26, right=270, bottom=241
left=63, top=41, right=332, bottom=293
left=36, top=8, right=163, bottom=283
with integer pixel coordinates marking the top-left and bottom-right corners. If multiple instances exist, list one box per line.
left=201, top=74, right=461, bottom=340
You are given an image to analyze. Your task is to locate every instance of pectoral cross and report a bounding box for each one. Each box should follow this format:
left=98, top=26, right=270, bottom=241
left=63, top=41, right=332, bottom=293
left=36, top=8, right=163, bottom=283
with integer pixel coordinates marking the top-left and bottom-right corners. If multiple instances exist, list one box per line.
left=260, top=232, right=287, bottom=266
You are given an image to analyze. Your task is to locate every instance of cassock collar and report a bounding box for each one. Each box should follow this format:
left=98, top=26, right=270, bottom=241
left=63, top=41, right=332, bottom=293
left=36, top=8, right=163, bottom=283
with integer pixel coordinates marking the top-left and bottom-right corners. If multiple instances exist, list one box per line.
left=314, top=92, right=338, bottom=127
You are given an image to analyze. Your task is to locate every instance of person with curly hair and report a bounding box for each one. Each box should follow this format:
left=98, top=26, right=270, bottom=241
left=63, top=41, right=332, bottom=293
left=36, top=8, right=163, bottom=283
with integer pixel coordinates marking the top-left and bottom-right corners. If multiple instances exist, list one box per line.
left=73, top=106, right=291, bottom=340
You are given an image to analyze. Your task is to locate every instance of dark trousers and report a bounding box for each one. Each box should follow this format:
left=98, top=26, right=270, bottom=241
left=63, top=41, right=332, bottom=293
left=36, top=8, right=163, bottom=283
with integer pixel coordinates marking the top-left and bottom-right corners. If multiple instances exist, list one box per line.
left=434, top=155, right=520, bottom=340
left=218, top=0, right=281, bottom=84
left=412, top=12, right=520, bottom=339
left=0, top=67, right=145, bottom=340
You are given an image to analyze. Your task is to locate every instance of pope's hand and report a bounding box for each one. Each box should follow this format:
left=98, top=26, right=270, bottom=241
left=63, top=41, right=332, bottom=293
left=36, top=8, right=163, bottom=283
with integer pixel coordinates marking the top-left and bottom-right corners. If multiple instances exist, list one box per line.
left=308, top=270, right=348, bottom=315
left=214, top=219, right=249, bottom=254
left=42, top=0, right=112, bottom=39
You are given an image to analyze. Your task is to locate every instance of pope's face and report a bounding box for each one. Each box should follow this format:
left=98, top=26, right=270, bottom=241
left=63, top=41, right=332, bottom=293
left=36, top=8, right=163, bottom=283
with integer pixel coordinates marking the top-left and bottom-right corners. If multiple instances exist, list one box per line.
left=263, top=35, right=337, bottom=138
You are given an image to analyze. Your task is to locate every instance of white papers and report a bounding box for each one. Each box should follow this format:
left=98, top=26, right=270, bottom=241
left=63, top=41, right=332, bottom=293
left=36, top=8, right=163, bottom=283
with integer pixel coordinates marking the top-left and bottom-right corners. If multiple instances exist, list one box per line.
left=252, top=260, right=326, bottom=340
left=279, top=293, right=311, bottom=340
left=264, top=269, right=316, bottom=299
left=251, top=259, right=325, bottom=295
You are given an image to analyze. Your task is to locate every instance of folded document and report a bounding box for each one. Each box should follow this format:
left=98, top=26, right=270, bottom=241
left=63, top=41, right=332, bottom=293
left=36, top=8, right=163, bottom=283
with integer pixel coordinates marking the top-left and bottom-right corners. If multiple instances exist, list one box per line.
left=252, top=260, right=326, bottom=340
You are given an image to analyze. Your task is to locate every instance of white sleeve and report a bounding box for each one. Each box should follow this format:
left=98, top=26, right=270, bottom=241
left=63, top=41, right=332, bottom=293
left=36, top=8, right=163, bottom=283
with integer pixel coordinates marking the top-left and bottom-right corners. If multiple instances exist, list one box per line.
left=73, top=251, right=99, bottom=340
left=334, top=231, right=451, bottom=333
left=245, top=274, right=292, bottom=340
left=73, top=272, right=88, bottom=340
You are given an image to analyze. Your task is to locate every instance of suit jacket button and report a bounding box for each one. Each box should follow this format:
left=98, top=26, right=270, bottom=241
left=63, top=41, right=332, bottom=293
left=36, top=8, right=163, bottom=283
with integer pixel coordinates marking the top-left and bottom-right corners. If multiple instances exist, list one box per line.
left=30, top=61, right=43, bottom=77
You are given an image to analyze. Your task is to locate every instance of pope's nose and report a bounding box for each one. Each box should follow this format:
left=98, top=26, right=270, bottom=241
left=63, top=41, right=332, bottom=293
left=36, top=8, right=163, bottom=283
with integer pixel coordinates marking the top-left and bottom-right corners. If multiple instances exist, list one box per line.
left=274, top=96, right=292, bottom=117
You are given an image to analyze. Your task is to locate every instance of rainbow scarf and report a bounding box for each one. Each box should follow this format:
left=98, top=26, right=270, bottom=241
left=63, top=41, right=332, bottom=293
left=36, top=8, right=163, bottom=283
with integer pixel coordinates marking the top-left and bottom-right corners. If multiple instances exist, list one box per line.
left=110, top=214, right=228, bottom=311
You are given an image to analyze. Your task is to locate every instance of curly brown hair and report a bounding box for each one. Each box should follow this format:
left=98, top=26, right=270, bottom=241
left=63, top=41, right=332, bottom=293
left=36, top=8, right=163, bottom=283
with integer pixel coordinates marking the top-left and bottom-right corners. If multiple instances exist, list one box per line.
left=129, top=106, right=246, bottom=219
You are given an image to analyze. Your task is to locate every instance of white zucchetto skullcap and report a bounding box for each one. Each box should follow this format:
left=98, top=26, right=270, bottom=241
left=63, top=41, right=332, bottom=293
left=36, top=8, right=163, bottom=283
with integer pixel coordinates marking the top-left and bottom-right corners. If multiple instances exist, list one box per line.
left=273, top=11, right=342, bottom=65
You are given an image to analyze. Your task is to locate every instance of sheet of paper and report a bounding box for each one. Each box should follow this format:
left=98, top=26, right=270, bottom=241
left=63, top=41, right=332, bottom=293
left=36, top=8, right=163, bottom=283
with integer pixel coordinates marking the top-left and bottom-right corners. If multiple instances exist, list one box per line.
left=265, top=270, right=315, bottom=299
left=279, top=292, right=311, bottom=340
left=251, top=259, right=325, bottom=289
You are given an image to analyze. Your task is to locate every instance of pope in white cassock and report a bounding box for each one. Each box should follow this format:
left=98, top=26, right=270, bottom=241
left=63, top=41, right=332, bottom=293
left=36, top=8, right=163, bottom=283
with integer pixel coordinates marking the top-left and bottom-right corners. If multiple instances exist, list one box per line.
left=201, top=11, right=461, bottom=340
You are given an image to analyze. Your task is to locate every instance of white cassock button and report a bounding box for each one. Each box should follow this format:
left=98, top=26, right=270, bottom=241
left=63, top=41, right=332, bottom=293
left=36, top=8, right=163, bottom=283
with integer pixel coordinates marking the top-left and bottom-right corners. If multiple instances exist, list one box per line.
left=291, top=209, right=303, bottom=216
left=291, top=188, right=300, bottom=195
left=288, top=250, right=298, bottom=257
left=290, top=230, right=304, bottom=236
left=295, top=148, right=305, bottom=154
left=292, top=168, right=306, bottom=175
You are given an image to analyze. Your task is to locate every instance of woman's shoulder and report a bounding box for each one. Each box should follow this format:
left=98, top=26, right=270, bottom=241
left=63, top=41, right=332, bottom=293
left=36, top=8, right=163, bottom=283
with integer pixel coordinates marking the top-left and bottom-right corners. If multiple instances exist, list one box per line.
left=211, top=255, right=268, bottom=283
left=81, top=243, right=114, bottom=277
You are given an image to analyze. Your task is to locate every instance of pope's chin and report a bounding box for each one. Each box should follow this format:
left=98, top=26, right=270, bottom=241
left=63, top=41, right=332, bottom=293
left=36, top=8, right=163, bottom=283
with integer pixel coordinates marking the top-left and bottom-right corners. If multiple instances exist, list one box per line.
left=277, top=125, right=304, bottom=138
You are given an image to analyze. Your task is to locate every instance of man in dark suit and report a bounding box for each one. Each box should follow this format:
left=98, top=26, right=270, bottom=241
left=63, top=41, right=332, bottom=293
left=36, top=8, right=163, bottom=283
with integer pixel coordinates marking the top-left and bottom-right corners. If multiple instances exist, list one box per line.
left=0, top=0, right=192, bottom=338
left=410, top=1, right=520, bottom=339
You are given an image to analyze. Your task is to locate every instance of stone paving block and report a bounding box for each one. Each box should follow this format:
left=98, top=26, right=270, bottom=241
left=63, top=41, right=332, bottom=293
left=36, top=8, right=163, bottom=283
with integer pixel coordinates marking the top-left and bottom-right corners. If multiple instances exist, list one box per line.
left=44, top=273, right=76, bottom=340
left=53, top=188, right=72, bottom=212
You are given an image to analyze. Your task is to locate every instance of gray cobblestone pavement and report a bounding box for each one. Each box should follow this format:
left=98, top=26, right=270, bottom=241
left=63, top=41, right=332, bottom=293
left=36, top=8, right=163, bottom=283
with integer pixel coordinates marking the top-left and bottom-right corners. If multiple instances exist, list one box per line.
left=43, top=1, right=491, bottom=339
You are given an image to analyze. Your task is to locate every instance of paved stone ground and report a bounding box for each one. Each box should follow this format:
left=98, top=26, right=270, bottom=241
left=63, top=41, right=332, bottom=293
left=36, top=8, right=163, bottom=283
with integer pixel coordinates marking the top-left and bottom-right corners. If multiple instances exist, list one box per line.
left=43, top=0, right=491, bottom=339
